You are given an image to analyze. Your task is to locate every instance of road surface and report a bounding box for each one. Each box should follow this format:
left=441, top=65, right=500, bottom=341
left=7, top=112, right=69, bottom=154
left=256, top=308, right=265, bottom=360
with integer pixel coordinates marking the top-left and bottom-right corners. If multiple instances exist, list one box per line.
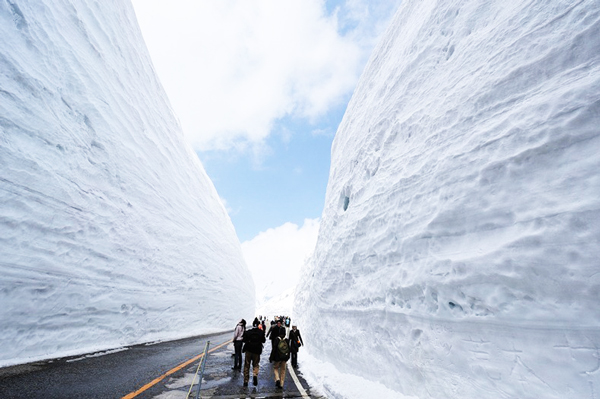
left=0, top=330, right=323, bottom=398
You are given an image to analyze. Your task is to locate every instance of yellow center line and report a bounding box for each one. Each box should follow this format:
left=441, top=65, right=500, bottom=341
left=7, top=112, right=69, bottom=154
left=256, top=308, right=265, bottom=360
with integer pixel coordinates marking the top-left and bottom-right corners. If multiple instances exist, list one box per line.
left=121, top=339, right=232, bottom=399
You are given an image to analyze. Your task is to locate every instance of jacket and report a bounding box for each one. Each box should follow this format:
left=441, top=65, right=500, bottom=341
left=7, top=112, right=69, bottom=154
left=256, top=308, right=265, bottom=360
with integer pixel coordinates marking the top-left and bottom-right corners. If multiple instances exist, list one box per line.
left=266, top=325, right=286, bottom=341
left=242, top=327, right=266, bottom=354
left=289, top=329, right=303, bottom=353
left=233, top=323, right=245, bottom=341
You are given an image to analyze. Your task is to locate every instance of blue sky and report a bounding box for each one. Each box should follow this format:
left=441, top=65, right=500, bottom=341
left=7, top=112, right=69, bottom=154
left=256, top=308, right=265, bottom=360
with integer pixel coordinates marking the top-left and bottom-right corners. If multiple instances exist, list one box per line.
left=131, top=0, right=401, bottom=240
left=131, top=0, right=401, bottom=302
left=200, top=109, right=341, bottom=241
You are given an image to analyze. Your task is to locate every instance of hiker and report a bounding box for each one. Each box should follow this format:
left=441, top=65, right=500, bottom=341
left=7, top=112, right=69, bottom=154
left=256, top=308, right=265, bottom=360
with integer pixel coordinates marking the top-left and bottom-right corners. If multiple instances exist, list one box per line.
left=289, top=325, right=304, bottom=367
left=285, top=317, right=290, bottom=327
left=266, top=319, right=285, bottom=362
left=242, top=321, right=266, bottom=387
left=252, top=317, right=260, bottom=328
left=232, top=319, right=246, bottom=370
left=271, top=329, right=290, bottom=389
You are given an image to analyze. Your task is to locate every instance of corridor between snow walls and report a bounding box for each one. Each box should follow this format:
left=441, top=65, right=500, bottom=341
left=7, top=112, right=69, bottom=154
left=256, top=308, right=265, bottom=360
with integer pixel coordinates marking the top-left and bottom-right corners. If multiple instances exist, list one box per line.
left=295, top=1, right=600, bottom=398
left=0, top=0, right=254, bottom=367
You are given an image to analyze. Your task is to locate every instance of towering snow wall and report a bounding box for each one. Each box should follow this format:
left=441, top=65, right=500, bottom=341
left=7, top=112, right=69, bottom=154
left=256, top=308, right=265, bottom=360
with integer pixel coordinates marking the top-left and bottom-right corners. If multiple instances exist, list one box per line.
left=0, top=0, right=254, bottom=367
left=296, top=1, right=600, bottom=398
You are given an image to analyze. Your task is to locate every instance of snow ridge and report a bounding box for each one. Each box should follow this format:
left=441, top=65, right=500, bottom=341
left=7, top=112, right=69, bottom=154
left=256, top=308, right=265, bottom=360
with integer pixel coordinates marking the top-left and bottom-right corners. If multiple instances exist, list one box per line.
left=296, top=0, right=600, bottom=398
left=0, top=0, right=254, bottom=367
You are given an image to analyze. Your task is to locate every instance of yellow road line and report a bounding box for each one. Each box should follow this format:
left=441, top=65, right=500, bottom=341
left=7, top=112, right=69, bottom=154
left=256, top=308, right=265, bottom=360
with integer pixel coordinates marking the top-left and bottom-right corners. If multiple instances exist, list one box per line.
left=121, top=339, right=232, bottom=399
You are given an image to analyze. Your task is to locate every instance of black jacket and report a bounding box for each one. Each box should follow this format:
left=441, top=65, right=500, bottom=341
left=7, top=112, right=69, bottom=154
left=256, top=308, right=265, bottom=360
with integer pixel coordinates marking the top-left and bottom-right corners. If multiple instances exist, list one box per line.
left=242, top=327, right=266, bottom=354
left=289, top=329, right=303, bottom=353
left=266, top=325, right=285, bottom=341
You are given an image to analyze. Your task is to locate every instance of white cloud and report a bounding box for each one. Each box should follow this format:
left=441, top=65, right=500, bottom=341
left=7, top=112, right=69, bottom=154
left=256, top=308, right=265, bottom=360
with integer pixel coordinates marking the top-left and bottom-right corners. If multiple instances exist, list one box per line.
left=241, top=218, right=320, bottom=307
left=219, top=196, right=238, bottom=216
left=131, top=0, right=395, bottom=152
left=311, top=127, right=334, bottom=137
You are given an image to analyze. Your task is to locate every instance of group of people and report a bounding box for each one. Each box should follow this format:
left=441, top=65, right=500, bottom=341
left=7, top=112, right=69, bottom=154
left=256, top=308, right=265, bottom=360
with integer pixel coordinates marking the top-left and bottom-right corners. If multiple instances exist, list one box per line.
left=232, top=316, right=304, bottom=389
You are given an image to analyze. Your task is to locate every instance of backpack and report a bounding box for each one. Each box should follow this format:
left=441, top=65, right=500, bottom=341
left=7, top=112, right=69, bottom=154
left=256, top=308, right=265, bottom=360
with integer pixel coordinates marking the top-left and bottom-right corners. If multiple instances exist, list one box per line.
left=277, top=338, right=290, bottom=359
left=243, top=328, right=265, bottom=354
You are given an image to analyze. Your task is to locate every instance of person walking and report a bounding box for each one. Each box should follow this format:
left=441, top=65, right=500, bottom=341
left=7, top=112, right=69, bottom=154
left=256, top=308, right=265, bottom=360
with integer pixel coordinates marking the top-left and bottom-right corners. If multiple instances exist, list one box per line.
left=288, top=325, right=304, bottom=367
left=232, top=319, right=246, bottom=370
left=271, top=329, right=290, bottom=389
left=266, top=319, right=285, bottom=362
left=241, top=321, right=266, bottom=387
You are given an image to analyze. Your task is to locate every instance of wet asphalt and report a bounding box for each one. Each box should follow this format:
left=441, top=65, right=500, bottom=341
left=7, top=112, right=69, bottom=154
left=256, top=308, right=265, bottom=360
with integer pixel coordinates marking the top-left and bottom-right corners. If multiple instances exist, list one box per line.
left=0, top=331, right=324, bottom=398
left=163, top=339, right=324, bottom=399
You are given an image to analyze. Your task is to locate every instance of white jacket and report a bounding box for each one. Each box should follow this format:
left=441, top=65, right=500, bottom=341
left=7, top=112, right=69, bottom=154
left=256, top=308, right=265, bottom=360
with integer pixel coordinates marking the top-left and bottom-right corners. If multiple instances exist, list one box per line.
left=233, top=323, right=245, bottom=341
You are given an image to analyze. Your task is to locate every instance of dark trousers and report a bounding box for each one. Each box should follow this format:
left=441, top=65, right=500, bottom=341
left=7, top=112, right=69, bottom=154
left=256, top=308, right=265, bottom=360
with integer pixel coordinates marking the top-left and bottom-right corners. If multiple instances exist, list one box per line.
left=269, top=340, right=277, bottom=361
left=243, top=352, right=261, bottom=383
left=234, top=341, right=243, bottom=369
left=291, top=351, right=298, bottom=367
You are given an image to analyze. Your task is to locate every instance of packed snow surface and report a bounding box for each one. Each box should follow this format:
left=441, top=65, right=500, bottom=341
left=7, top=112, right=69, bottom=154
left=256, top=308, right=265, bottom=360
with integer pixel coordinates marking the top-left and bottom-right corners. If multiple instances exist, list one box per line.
left=296, top=0, right=600, bottom=398
left=0, top=0, right=254, bottom=367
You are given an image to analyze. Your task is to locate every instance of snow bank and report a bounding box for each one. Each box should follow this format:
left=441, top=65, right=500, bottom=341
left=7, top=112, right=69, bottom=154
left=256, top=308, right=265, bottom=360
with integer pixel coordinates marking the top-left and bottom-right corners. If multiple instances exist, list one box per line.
left=0, top=0, right=254, bottom=367
left=299, top=349, right=418, bottom=399
left=295, top=0, right=600, bottom=397
left=256, top=286, right=295, bottom=317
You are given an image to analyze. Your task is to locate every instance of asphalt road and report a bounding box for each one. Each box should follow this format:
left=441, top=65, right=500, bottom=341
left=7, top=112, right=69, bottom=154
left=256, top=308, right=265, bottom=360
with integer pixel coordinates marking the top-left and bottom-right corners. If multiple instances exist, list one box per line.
left=164, top=338, right=324, bottom=399
left=0, top=331, right=323, bottom=398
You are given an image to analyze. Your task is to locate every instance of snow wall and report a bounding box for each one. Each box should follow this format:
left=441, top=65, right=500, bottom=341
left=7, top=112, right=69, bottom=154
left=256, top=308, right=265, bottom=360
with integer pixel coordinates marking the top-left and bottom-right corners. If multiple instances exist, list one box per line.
left=0, top=0, right=254, bottom=367
left=295, top=1, right=600, bottom=398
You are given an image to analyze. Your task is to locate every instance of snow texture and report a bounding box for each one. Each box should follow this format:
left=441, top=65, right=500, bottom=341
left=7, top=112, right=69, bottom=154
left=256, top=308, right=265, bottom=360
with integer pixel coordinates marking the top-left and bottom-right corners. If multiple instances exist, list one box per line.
left=299, top=349, right=418, bottom=399
left=295, top=0, right=600, bottom=398
left=257, top=286, right=295, bottom=318
left=0, top=0, right=254, bottom=367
